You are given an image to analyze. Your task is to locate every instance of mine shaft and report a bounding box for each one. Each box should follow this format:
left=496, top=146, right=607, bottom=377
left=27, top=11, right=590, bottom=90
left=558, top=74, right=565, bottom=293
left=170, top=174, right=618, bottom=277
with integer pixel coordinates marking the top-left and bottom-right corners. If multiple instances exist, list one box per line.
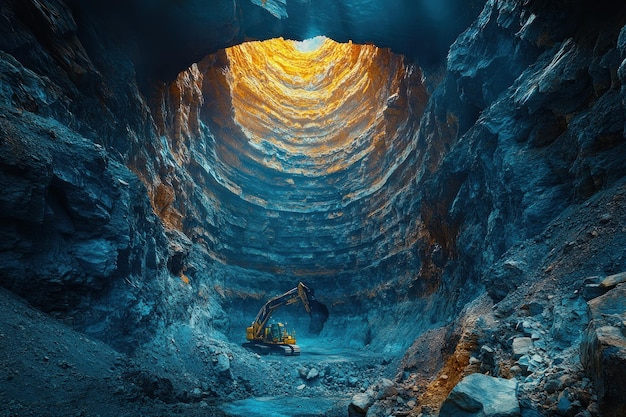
left=1, top=1, right=626, bottom=416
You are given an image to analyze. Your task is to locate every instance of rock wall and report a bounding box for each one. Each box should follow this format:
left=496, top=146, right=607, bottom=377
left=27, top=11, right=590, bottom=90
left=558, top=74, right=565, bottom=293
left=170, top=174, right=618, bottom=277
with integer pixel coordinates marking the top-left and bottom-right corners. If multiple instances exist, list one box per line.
left=153, top=38, right=426, bottom=280
left=0, top=0, right=196, bottom=352
left=422, top=0, right=626, bottom=287
left=0, top=0, right=226, bottom=351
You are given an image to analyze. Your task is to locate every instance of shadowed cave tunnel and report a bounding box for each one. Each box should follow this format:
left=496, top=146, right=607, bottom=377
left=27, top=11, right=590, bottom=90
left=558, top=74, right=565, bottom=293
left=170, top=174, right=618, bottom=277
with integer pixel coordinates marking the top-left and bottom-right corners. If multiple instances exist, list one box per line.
left=2, top=0, right=626, bottom=416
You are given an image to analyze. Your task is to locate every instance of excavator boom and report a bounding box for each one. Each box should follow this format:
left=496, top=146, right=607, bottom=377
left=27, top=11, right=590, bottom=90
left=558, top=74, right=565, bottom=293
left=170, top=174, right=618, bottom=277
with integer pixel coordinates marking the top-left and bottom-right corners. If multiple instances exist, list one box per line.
left=243, top=282, right=329, bottom=356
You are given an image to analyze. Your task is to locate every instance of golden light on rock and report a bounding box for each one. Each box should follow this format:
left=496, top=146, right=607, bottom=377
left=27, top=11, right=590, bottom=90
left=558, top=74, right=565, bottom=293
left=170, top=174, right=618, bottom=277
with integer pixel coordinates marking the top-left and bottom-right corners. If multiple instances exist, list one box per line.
left=224, top=37, right=412, bottom=178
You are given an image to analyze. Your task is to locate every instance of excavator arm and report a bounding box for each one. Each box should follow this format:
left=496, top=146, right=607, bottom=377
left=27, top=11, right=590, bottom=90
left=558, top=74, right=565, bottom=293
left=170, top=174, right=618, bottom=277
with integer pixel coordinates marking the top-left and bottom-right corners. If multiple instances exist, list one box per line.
left=249, top=283, right=309, bottom=340
left=244, top=282, right=329, bottom=355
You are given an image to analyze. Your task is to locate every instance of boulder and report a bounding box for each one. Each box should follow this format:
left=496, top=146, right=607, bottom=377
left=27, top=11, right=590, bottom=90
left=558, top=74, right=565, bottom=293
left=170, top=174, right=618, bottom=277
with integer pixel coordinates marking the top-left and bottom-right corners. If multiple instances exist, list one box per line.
left=600, top=272, right=626, bottom=289
left=374, top=378, right=397, bottom=399
left=214, top=353, right=230, bottom=374
left=297, top=366, right=309, bottom=380
left=306, top=368, right=320, bottom=380
left=580, top=283, right=626, bottom=416
left=512, top=337, right=534, bottom=359
left=581, top=276, right=607, bottom=301
left=551, top=297, right=590, bottom=347
left=581, top=273, right=626, bottom=301
left=439, top=373, right=520, bottom=417
left=349, top=392, right=375, bottom=417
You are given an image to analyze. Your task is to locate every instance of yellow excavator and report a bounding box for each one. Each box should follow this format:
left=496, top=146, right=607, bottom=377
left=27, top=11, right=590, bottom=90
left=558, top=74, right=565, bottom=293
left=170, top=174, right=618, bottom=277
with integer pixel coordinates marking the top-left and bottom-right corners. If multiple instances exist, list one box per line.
left=243, top=282, right=329, bottom=356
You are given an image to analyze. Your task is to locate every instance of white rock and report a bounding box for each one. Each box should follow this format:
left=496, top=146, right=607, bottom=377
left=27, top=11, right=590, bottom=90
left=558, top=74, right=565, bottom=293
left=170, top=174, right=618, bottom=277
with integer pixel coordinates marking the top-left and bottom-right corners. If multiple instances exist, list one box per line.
left=306, top=368, right=320, bottom=380
left=512, top=337, right=533, bottom=359
left=350, top=392, right=374, bottom=413
left=531, top=354, right=543, bottom=364
left=298, top=367, right=309, bottom=379
left=481, top=345, right=494, bottom=354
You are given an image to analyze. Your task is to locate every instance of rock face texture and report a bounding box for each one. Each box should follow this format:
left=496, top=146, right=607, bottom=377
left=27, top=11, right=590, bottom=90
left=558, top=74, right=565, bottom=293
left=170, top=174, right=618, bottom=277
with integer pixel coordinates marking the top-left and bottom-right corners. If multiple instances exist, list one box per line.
left=0, top=108, right=167, bottom=349
left=2, top=0, right=626, bottom=416
left=0, top=0, right=174, bottom=351
left=581, top=280, right=626, bottom=416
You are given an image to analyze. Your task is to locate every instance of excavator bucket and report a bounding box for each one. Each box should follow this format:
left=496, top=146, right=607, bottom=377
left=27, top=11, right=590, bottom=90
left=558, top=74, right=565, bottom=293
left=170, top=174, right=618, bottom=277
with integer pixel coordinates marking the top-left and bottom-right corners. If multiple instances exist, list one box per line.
left=308, top=299, right=329, bottom=334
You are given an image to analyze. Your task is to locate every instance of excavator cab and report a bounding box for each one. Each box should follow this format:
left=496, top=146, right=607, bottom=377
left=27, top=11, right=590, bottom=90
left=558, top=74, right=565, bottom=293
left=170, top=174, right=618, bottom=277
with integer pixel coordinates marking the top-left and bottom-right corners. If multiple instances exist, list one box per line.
left=243, top=282, right=328, bottom=356
left=263, top=322, right=296, bottom=344
left=269, top=323, right=281, bottom=342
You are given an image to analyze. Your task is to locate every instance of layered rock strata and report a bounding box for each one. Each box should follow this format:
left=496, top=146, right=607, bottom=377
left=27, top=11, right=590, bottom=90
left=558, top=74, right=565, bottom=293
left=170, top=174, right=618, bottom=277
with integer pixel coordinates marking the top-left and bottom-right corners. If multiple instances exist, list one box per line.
left=154, top=37, right=428, bottom=283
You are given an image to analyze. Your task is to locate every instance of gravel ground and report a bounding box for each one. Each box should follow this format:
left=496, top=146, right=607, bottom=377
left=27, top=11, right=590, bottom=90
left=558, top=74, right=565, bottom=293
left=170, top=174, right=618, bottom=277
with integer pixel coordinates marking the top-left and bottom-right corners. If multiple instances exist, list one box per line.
left=0, top=287, right=395, bottom=417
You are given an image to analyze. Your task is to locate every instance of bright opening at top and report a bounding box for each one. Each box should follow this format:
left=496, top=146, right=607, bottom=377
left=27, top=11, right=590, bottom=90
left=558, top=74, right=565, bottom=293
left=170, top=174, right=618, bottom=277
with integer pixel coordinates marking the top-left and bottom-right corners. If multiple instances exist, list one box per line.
left=224, top=36, right=391, bottom=163
left=193, top=35, right=425, bottom=215
left=293, top=36, right=327, bottom=52
left=221, top=36, right=410, bottom=179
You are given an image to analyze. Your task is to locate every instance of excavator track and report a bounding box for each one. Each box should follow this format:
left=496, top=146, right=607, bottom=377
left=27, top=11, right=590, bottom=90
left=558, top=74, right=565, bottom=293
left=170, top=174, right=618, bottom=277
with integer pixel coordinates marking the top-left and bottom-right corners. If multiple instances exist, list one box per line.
left=242, top=342, right=301, bottom=356
left=278, top=344, right=300, bottom=356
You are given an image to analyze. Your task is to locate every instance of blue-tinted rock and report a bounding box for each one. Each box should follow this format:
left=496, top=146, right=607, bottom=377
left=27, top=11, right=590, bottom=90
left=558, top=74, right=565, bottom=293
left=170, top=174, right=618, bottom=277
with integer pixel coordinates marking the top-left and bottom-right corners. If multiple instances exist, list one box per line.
left=71, top=239, right=117, bottom=278
left=440, top=373, right=520, bottom=417
left=581, top=283, right=626, bottom=415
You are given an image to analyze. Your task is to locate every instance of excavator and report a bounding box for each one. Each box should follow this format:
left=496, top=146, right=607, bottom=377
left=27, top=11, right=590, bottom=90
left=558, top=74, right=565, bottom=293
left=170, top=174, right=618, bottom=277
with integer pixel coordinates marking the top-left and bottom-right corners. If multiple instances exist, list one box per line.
left=242, top=282, right=329, bottom=356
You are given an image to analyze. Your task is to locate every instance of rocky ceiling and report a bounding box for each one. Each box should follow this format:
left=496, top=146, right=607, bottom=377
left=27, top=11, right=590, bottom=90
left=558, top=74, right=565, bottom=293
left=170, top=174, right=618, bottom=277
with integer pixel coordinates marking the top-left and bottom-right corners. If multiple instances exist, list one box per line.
left=69, top=0, right=485, bottom=84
